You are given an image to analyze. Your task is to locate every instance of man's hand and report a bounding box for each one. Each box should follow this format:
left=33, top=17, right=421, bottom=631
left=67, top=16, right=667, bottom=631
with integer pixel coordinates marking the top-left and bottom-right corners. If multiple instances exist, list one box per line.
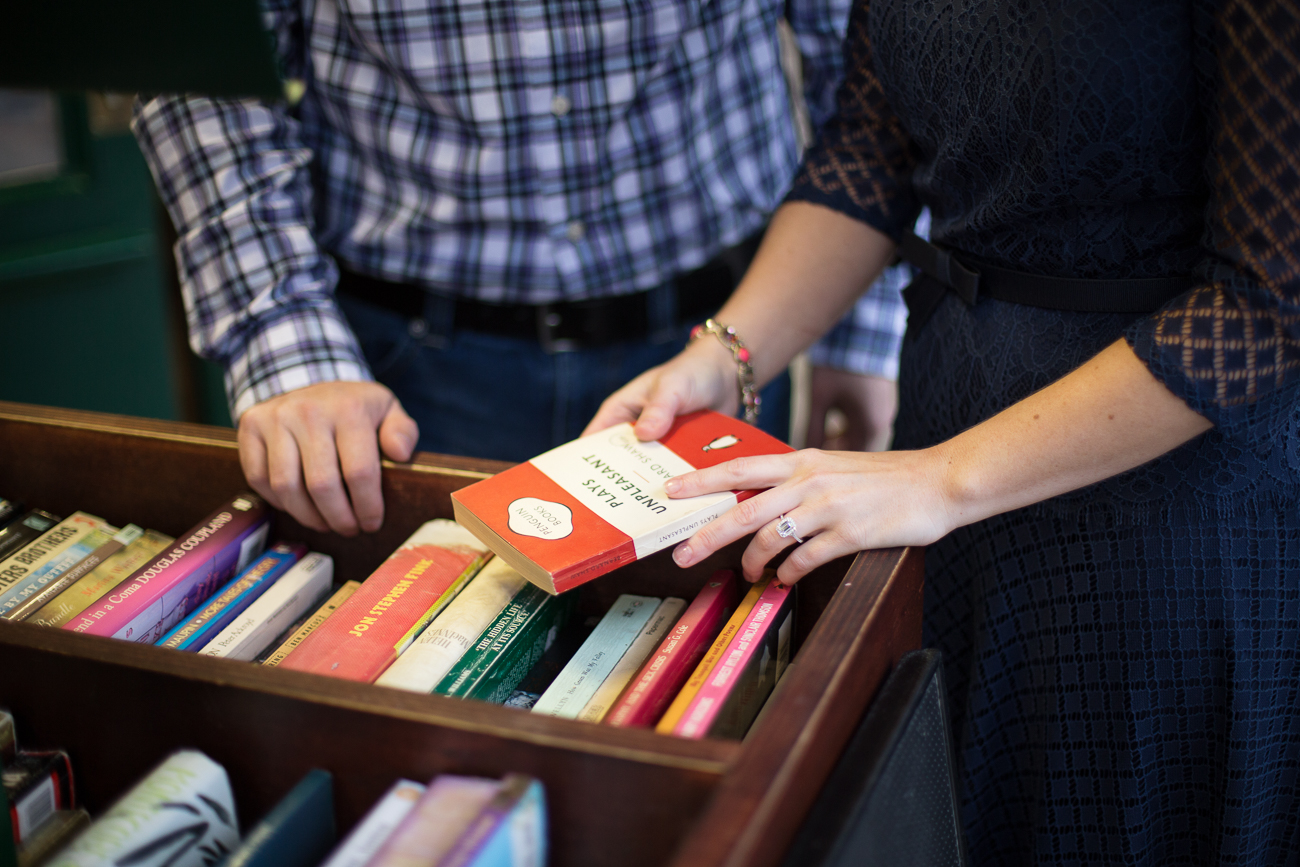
left=237, top=381, right=419, bottom=535
left=806, top=366, right=898, bottom=452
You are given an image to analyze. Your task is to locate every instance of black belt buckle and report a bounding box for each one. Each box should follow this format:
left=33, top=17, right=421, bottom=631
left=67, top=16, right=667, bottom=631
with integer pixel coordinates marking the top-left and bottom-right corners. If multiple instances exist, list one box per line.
left=536, top=303, right=579, bottom=354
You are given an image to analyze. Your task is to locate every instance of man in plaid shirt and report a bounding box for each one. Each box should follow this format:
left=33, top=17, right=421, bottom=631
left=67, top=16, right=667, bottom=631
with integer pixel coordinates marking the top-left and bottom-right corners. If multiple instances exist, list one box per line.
left=133, top=0, right=906, bottom=535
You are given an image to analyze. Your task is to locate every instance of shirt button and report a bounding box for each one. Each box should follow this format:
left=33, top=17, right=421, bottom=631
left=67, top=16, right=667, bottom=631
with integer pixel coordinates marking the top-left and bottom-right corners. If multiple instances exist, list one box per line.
left=550, top=93, right=571, bottom=117
left=565, top=220, right=585, bottom=242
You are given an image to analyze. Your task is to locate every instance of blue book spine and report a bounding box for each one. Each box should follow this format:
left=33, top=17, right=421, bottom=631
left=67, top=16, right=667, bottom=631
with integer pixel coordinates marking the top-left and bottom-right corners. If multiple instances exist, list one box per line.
left=157, top=543, right=304, bottom=652
left=463, top=780, right=547, bottom=867
left=224, top=769, right=335, bottom=867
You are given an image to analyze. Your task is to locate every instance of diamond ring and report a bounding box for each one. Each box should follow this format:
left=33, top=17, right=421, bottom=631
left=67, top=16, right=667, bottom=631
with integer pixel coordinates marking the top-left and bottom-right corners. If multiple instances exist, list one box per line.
left=776, top=513, right=804, bottom=544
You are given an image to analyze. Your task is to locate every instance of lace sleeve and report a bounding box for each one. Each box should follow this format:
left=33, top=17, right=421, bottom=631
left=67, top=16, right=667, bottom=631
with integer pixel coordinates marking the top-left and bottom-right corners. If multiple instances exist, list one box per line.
left=784, top=0, right=920, bottom=239
left=1125, top=0, right=1300, bottom=449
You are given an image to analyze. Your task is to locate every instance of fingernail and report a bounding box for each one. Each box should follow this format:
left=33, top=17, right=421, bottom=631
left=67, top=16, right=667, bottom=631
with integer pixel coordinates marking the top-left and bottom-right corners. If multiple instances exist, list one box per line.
left=664, top=478, right=681, bottom=494
left=673, top=543, right=692, bottom=566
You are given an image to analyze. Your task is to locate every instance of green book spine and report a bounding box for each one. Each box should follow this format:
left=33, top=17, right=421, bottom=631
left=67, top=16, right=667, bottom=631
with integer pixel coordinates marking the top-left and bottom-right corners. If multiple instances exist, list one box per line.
left=468, top=599, right=570, bottom=705
left=436, top=586, right=572, bottom=702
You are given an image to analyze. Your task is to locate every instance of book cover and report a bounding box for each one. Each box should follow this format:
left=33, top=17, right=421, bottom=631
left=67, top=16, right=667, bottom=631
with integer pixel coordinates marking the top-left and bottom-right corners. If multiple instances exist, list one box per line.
left=221, top=769, right=334, bottom=867
left=577, top=597, right=686, bottom=723
left=676, top=575, right=795, bottom=739
left=436, top=585, right=573, bottom=704
left=605, top=570, right=738, bottom=729
left=261, top=580, right=360, bottom=667
left=437, top=775, right=546, bottom=867
left=376, top=557, right=527, bottom=693
left=318, top=779, right=425, bottom=867
left=3, top=751, right=74, bottom=845
left=654, top=578, right=765, bottom=734
left=0, top=513, right=106, bottom=613
left=7, top=525, right=144, bottom=622
left=24, top=531, right=173, bottom=628
left=367, top=776, right=501, bottom=867
left=14, top=809, right=88, bottom=867
left=532, top=594, right=660, bottom=718
left=65, top=494, right=271, bottom=643
left=279, top=521, right=491, bottom=682
left=0, top=521, right=115, bottom=618
left=451, top=410, right=793, bottom=594
left=45, top=750, right=237, bottom=867
left=156, top=543, right=305, bottom=652
left=200, top=553, right=334, bottom=661
left=0, top=511, right=59, bottom=565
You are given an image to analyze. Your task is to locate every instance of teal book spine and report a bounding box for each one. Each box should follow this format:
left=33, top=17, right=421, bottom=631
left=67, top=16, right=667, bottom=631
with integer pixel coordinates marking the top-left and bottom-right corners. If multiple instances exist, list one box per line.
left=532, top=595, right=660, bottom=718
left=223, top=769, right=335, bottom=867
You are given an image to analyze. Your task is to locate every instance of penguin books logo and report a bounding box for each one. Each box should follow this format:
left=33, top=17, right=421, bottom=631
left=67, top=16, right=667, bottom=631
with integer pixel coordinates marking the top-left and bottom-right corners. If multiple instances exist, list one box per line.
left=508, top=498, right=574, bottom=540
left=702, top=435, right=740, bottom=452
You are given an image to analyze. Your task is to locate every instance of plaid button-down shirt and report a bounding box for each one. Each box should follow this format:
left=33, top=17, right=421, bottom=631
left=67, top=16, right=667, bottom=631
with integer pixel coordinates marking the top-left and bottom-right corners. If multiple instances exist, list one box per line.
left=134, top=0, right=905, bottom=418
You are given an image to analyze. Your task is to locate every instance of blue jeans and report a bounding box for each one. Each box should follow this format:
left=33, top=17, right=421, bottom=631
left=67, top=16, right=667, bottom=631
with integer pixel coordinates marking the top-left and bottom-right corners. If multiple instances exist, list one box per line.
left=337, top=291, right=790, bottom=463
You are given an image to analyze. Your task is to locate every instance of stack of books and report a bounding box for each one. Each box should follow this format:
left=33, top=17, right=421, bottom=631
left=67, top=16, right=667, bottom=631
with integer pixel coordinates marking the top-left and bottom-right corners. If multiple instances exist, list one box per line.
left=0, top=708, right=544, bottom=867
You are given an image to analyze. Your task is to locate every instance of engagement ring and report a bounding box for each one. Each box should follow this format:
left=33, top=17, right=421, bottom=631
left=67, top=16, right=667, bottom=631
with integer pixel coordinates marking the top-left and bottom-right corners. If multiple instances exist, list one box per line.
left=776, top=514, right=804, bottom=544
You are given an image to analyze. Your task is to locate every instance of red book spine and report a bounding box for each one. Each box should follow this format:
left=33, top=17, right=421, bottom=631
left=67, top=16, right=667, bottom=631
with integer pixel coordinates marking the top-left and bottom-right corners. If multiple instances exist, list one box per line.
left=604, top=571, right=738, bottom=729
left=278, top=539, right=486, bottom=682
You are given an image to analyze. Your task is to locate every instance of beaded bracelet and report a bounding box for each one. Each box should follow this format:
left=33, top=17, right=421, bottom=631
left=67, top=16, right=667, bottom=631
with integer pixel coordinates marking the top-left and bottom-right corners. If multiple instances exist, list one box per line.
left=690, top=318, right=760, bottom=424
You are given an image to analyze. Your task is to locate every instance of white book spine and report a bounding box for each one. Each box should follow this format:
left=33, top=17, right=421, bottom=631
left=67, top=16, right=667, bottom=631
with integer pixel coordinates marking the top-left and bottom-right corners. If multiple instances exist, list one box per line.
left=375, top=557, right=525, bottom=693
left=532, top=594, right=660, bottom=718
left=577, top=597, right=686, bottom=723
left=318, top=779, right=426, bottom=867
left=200, top=553, right=333, bottom=661
left=47, top=750, right=238, bottom=867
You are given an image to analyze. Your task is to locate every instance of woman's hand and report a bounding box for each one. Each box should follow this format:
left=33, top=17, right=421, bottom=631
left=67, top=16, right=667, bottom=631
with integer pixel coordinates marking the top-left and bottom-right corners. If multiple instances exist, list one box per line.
left=583, top=336, right=739, bottom=441
left=664, top=447, right=955, bottom=584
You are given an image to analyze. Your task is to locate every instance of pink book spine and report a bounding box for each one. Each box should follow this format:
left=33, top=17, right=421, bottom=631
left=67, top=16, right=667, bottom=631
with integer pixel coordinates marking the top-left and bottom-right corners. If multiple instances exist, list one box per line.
left=605, top=571, right=737, bottom=729
left=674, top=578, right=792, bottom=738
left=66, top=495, right=270, bottom=640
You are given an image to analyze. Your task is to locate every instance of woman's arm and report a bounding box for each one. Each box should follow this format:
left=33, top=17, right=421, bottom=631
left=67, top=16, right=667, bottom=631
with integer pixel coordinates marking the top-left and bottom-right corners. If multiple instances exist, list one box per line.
left=664, top=339, right=1213, bottom=583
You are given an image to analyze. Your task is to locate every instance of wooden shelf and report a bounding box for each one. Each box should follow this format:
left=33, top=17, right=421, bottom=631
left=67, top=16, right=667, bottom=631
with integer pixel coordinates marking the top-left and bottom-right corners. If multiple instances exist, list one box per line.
left=0, top=400, right=923, bottom=867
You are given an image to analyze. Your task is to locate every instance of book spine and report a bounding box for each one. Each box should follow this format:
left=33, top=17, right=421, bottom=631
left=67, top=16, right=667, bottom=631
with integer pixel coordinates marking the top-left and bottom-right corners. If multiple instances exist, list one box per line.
left=262, top=580, right=360, bottom=667
left=44, top=751, right=237, bottom=867
left=468, top=595, right=572, bottom=705
left=0, top=711, right=13, bottom=764
left=156, top=543, right=305, bottom=651
left=435, top=584, right=553, bottom=698
left=0, top=513, right=105, bottom=612
left=578, top=597, right=686, bottom=723
left=605, top=571, right=737, bottom=728
left=65, top=494, right=270, bottom=641
left=654, top=579, right=765, bottom=734
left=456, top=779, right=546, bottom=867
left=532, top=594, right=660, bottom=718
left=0, top=511, right=59, bottom=564
left=317, top=779, right=425, bottom=867
left=200, top=553, right=334, bottom=661
left=23, top=531, right=173, bottom=628
left=376, top=558, right=526, bottom=693
left=675, top=577, right=793, bottom=738
left=0, top=525, right=112, bottom=617
left=367, top=776, right=500, bottom=867
left=0, top=499, right=21, bottom=532
left=6, top=525, right=143, bottom=622
left=4, top=751, right=73, bottom=845
left=710, top=597, right=795, bottom=740
left=435, top=774, right=533, bottom=867
left=277, top=521, right=490, bottom=682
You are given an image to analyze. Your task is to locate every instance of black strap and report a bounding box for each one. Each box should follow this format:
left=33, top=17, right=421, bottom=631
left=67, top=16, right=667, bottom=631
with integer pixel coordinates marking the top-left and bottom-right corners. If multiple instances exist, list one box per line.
left=899, top=230, right=1194, bottom=328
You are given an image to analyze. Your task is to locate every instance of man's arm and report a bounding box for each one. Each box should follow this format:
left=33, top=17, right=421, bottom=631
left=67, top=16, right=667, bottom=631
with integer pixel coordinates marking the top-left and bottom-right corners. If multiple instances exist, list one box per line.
left=132, top=0, right=414, bottom=535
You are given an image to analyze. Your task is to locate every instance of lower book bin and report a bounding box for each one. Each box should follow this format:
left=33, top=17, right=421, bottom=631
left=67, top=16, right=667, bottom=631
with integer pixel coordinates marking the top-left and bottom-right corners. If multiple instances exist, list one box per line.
left=0, top=401, right=924, bottom=867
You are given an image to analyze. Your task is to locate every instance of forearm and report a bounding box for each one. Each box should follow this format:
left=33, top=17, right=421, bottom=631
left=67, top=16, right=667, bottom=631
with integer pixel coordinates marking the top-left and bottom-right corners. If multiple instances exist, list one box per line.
left=933, top=339, right=1214, bottom=531
left=713, top=201, right=897, bottom=386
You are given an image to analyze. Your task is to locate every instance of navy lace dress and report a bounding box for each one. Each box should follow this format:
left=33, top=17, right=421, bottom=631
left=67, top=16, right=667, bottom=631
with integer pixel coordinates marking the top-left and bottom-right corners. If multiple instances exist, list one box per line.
left=786, top=1, right=1300, bottom=863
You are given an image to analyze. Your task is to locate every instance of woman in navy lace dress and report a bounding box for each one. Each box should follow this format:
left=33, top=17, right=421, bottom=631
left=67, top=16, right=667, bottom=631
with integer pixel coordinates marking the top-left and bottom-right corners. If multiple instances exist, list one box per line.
left=588, top=1, right=1300, bottom=863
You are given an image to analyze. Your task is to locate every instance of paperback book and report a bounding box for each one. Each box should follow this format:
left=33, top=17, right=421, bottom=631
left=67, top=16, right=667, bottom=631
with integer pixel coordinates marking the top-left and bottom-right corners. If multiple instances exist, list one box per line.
left=605, top=570, right=738, bottom=729
left=318, top=779, right=425, bottom=867
left=5, top=524, right=144, bottom=622
left=24, top=530, right=173, bottom=628
left=437, top=774, right=546, bottom=867
left=201, top=552, right=334, bottom=661
left=65, top=494, right=271, bottom=643
left=278, top=521, right=491, bottom=682
left=0, top=513, right=106, bottom=613
left=577, top=597, right=686, bottom=723
left=261, top=580, right=360, bottom=667
left=221, top=769, right=334, bottom=867
left=0, top=510, right=59, bottom=564
left=452, top=410, right=793, bottom=594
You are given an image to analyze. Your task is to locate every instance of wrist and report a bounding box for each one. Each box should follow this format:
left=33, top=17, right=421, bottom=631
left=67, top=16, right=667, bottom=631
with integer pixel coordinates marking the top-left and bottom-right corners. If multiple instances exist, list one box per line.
left=690, top=318, right=760, bottom=423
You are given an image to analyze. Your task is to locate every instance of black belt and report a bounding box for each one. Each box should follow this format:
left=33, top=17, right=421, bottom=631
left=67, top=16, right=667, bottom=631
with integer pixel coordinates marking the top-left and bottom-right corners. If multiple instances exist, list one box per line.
left=899, top=231, right=1194, bottom=328
left=335, top=232, right=761, bottom=351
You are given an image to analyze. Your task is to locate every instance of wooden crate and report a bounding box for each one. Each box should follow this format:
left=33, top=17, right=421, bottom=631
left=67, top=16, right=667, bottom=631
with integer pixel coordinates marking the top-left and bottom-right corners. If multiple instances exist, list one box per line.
left=0, top=401, right=923, bottom=867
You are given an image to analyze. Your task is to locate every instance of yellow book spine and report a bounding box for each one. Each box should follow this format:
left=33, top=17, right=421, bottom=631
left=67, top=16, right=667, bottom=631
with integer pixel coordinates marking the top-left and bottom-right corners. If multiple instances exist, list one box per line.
left=26, top=531, right=173, bottom=627
left=655, top=576, right=770, bottom=734
left=263, top=580, right=362, bottom=666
